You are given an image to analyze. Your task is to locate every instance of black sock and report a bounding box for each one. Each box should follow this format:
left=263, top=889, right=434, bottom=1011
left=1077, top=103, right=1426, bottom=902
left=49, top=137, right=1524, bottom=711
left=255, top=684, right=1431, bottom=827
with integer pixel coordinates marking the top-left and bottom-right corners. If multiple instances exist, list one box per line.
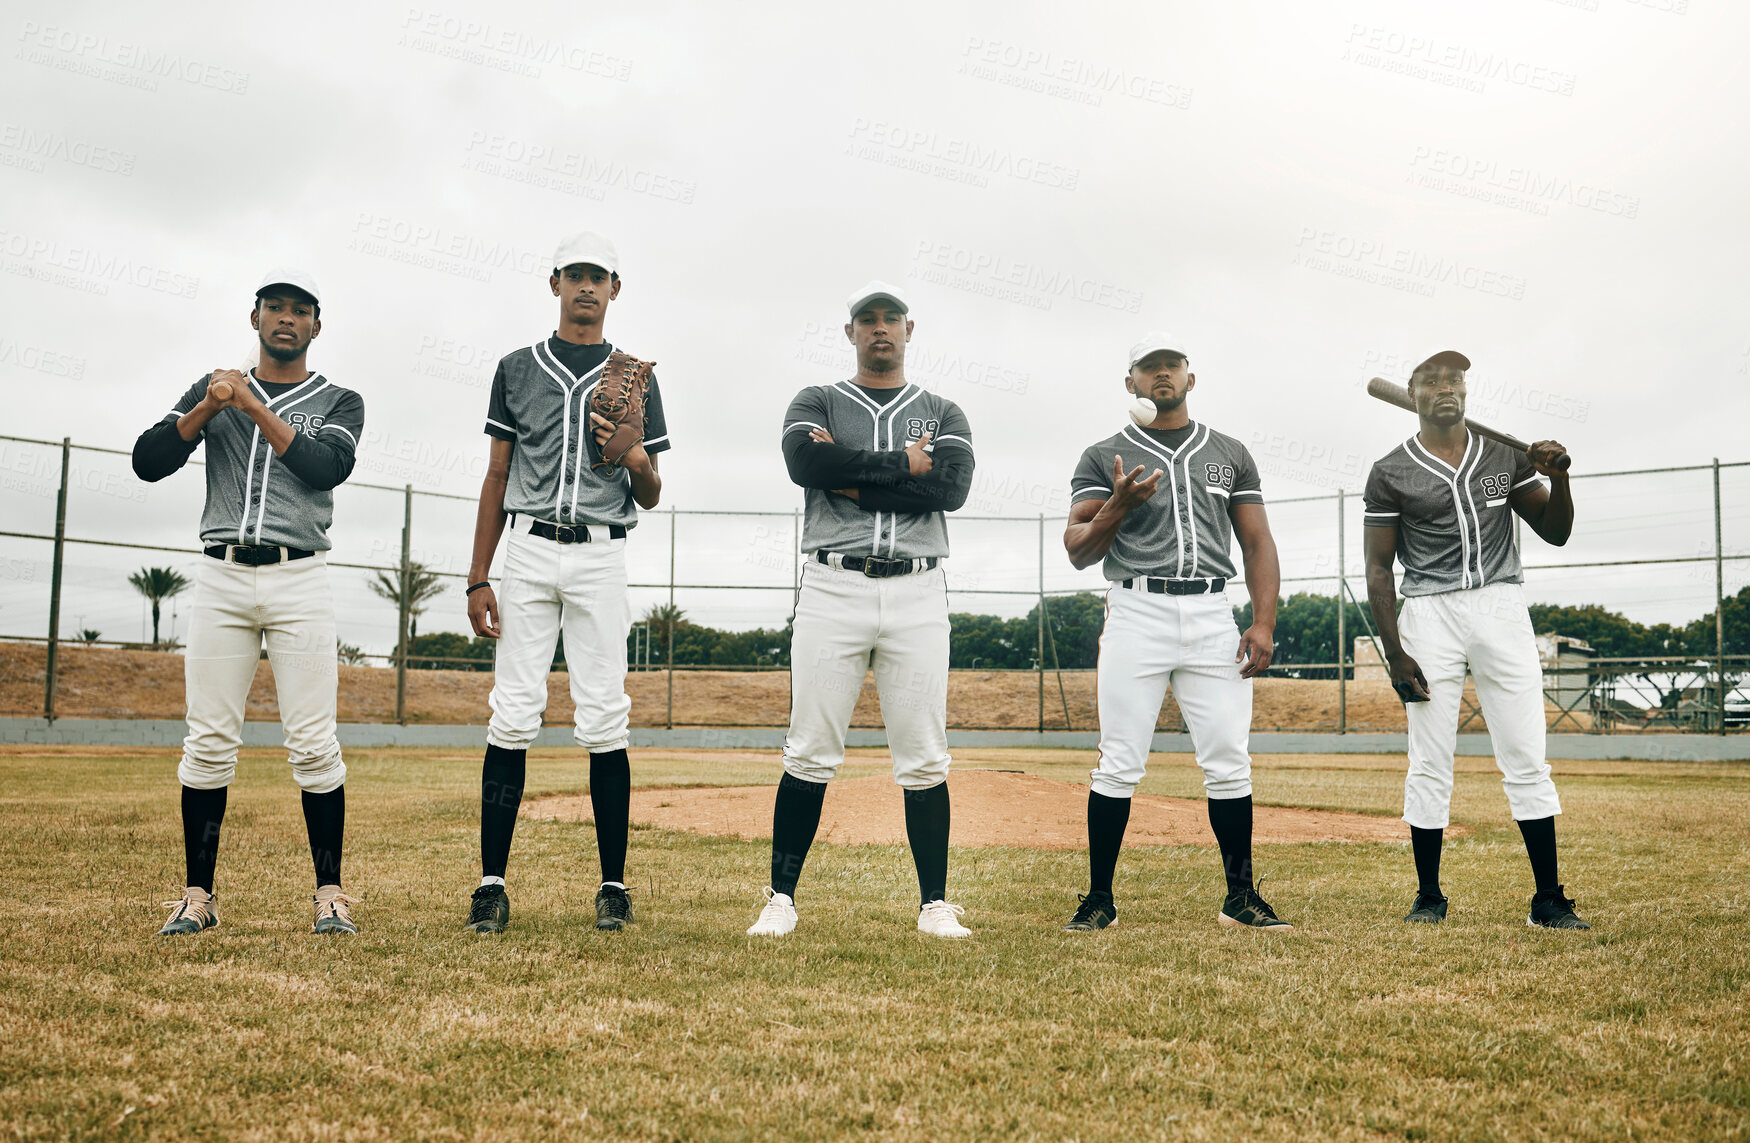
left=590, top=749, right=632, bottom=885
left=480, top=744, right=527, bottom=880
left=904, top=781, right=951, bottom=905
left=1087, top=791, right=1131, bottom=896
left=1410, top=826, right=1444, bottom=898
left=181, top=785, right=228, bottom=893
left=1517, top=816, right=1560, bottom=894
left=1207, top=795, right=1254, bottom=896
left=770, top=772, right=827, bottom=898
left=300, top=785, right=345, bottom=888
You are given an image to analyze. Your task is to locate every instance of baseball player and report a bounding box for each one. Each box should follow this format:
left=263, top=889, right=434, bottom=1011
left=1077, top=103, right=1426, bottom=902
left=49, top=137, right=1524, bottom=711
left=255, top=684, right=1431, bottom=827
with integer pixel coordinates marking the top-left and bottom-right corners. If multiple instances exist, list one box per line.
left=462, top=231, right=669, bottom=935
left=131, top=268, right=366, bottom=936
left=1362, top=350, right=1587, bottom=929
left=746, top=281, right=976, bottom=939
left=1061, top=332, right=1290, bottom=933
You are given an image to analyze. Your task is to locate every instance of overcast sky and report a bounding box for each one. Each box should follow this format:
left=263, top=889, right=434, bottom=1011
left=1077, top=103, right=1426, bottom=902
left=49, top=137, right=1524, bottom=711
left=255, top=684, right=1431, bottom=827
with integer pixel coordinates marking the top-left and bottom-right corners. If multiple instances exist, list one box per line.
left=2, top=0, right=1745, bottom=654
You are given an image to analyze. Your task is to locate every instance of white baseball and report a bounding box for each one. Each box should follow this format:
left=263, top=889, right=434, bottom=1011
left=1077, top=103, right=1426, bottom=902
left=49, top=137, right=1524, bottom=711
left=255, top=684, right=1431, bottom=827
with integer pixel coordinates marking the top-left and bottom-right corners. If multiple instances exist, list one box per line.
left=1128, top=397, right=1158, bottom=426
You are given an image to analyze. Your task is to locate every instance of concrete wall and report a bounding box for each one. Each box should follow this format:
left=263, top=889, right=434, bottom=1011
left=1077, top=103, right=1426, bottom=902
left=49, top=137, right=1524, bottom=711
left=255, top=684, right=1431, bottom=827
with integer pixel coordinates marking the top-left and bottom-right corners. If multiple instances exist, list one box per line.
left=3, top=718, right=1746, bottom=761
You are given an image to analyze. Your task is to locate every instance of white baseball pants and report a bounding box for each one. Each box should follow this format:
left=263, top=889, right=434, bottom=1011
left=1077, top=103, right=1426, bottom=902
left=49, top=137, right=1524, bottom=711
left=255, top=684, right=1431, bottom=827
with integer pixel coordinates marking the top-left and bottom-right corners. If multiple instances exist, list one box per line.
left=179, top=553, right=345, bottom=793
left=1400, top=582, right=1561, bottom=829
left=1091, top=586, right=1253, bottom=801
left=783, top=559, right=951, bottom=790
left=487, top=527, right=632, bottom=752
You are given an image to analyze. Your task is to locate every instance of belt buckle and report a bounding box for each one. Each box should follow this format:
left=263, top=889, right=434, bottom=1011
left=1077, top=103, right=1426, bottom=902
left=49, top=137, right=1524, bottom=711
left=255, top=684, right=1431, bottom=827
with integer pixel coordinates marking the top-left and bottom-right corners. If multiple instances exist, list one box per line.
left=554, top=525, right=577, bottom=544
left=233, top=546, right=258, bottom=567
left=863, top=556, right=904, bottom=578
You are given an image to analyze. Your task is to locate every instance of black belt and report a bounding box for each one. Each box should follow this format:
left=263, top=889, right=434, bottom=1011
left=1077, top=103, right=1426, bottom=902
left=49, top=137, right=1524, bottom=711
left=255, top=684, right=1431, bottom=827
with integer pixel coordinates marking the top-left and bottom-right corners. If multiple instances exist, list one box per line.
left=1122, top=576, right=1225, bottom=595
left=525, top=518, right=627, bottom=544
left=205, top=544, right=316, bottom=566
left=817, top=551, right=939, bottom=578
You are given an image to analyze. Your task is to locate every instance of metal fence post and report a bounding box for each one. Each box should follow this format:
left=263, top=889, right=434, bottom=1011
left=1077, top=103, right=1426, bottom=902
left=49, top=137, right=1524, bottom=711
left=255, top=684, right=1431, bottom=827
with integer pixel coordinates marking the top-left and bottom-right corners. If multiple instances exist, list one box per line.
left=1715, top=458, right=1726, bottom=735
left=1337, top=488, right=1346, bottom=734
left=395, top=484, right=411, bottom=725
left=1037, top=513, right=1045, bottom=734
left=43, top=438, right=70, bottom=722
left=667, top=508, right=676, bottom=730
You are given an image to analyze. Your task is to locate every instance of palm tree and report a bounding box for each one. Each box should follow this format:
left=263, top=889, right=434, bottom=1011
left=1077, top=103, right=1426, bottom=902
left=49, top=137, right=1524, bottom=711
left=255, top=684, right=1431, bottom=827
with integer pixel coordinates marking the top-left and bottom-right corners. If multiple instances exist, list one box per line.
left=78, top=628, right=102, bottom=645
left=641, top=603, right=685, bottom=663
left=367, top=561, right=446, bottom=641
left=128, top=566, right=191, bottom=647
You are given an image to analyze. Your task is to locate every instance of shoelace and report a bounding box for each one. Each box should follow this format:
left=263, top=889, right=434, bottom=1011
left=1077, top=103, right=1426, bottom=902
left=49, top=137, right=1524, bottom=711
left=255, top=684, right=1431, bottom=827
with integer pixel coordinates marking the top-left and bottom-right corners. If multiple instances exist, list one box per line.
left=599, top=890, right=632, bottom=918
left=315, top=890, right=361, bottom=924
left=756, top=887, right=793, bottom=923
left=1072, top=895, right=1107, bottom=922
left=921, top=901, right=966, bottom=924
left=161, top=892, right=215, bottom=926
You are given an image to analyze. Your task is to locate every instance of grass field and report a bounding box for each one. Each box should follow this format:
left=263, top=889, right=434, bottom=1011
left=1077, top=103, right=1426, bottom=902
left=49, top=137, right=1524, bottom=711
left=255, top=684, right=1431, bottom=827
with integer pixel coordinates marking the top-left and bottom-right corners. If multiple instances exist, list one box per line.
left=2, top=746, right=1747, bottom=1141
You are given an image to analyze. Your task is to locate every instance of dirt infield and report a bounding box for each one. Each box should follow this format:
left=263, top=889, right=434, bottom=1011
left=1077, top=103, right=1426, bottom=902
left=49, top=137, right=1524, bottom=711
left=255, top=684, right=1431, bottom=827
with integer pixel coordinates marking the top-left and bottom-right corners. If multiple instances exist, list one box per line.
left=523, top=768, right=1410, bottom=848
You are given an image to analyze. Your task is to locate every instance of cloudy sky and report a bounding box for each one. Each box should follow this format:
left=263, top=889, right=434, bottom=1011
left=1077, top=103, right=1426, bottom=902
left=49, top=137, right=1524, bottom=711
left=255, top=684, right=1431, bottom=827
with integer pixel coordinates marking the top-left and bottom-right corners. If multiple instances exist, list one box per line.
left=1, top=0, right=1745, bottom=655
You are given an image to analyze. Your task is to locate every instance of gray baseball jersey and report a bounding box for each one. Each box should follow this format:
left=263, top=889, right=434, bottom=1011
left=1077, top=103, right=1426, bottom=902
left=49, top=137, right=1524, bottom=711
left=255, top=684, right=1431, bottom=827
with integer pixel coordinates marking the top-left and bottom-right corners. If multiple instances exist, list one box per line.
left=783, top=381, right=973, bottom=558
left=1363, top=433, right=1544, bottom=597
left=484, top=338, right=671, bottom=528
left=158, top=372, right=365, bottom=550
left=1070, top=422, right=1263, bottom=582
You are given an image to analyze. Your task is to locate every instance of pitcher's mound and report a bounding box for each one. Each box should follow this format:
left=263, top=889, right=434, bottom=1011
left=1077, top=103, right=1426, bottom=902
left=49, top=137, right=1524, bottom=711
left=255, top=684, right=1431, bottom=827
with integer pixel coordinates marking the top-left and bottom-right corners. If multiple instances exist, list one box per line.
left=523, top=769, right=1408, bottom=849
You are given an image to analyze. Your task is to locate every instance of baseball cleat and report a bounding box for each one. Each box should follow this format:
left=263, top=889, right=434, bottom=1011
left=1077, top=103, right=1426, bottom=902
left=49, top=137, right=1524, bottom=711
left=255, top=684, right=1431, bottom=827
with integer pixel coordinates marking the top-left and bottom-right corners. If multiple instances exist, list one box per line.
left=917, top=899, right=971, bottom=939
left=747, top=887, right=797, bottom=936
left=1404, top=892, right=1449, bottom=924
left=159, top=887, right=218, bottom=936
left=1063, top=891, right=1118, bottom=932
left=312, top=886, right=361, bottom=934
left=1219, top=886, right=1294, bottom=932
left=1527, top=886, right=1590, bottom=930
left=466, top=884, right=510, bottom=934
left=594, top=885, right=634, bottom=931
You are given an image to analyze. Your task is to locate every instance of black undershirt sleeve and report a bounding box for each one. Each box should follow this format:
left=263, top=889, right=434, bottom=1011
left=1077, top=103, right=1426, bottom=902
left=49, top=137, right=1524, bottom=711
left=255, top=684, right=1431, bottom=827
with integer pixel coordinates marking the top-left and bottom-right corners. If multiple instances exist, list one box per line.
left=277, top=431, right=357, bottom=492
left=854, top=444, right=974, bottom=513
left=131, top=420, right=200, bottom=483
left=782, top=430, right=910, bottom=490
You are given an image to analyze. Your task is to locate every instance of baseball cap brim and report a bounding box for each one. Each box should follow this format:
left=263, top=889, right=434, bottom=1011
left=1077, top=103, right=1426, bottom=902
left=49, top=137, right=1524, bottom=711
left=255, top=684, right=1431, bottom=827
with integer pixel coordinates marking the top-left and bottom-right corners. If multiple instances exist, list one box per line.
left=553, top=231, right=619, bottom=276
left=847, top=280, right=909, bottom=317
left=256, top=266, right=320, bottom=305
left=1412, top=350, right=1471, bottom=376
left=1128, top=332, right=1189, bottom=369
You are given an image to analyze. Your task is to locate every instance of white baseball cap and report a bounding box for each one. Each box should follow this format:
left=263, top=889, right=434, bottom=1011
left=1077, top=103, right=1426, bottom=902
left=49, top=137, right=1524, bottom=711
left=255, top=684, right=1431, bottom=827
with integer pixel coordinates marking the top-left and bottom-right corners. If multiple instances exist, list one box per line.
left=847, top=279, right=909, bottom=317
left=553, top=231, right=619, bottom=276
left=256, top=266, right=321, bottom=305
left=1128, top=331, right=1189, bottom=369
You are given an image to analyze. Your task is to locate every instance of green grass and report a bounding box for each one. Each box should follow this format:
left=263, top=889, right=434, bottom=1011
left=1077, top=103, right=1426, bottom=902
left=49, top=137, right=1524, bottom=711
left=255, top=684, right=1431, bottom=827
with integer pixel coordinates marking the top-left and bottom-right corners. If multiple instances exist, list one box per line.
left=2, top=746, right=1747, bottom=1141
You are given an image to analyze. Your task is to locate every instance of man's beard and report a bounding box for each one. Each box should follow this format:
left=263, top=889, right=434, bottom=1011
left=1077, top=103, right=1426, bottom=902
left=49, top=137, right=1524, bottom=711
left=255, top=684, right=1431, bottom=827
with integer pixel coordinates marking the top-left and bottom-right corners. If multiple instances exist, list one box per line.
left=261, top=337, right=304, bottom=363
left=1151, top=393, right=1186, bottom=412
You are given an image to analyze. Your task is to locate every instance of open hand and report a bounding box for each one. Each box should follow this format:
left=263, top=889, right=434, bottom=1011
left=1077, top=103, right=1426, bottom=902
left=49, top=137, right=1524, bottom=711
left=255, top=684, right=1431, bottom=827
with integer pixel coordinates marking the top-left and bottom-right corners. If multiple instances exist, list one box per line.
left=1109, top=454, right=1163, bottom=513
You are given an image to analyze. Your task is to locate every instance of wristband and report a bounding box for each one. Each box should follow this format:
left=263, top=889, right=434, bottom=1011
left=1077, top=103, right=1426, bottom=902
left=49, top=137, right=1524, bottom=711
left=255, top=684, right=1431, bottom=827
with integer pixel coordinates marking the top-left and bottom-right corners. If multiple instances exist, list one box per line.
left=466, top=581, right=492, bottom=596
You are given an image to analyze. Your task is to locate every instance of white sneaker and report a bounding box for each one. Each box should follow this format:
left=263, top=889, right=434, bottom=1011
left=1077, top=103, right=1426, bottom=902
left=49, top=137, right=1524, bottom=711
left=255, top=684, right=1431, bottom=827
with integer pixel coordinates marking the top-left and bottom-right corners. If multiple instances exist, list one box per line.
left=747, top=887, right=797, bottom=936
left=917, top=900, right=971, bottom=938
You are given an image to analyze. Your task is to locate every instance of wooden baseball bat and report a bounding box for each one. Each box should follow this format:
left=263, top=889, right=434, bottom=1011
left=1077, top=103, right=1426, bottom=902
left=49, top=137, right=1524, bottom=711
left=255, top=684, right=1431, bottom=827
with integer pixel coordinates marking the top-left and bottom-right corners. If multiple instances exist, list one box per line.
left=1367, top=376, right=1570, bottom=471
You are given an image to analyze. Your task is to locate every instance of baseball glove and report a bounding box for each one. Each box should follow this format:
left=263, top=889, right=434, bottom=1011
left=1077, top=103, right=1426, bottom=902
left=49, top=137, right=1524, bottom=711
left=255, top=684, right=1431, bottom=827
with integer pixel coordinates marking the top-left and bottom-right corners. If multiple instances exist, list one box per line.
left=589, top=350, right=656, bottom=474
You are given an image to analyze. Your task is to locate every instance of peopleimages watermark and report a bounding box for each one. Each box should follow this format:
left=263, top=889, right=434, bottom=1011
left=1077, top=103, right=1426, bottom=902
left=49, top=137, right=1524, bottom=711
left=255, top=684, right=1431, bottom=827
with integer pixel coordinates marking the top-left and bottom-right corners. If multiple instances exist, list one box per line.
left=461, top=131, right=696, bottom=204
left=908, top=239, right=1144, bottom=314
left=1342, top=24, right=1577, bottom=97
left=0, top=334, right=86, bottom=379
left=349, top=212, right=545, bottom=283
left=0, top=123, right=135, bottom=176
left=844, top=119, right=1079, bottom=191
left=413, top=333, right=501, bottom=391
left=14, top=21, right=249, bottom=94
left=398, top=9, right=631, bottom=82
left=957, top=38, right=1191, bottom=109
left=1293, top=227, right=1528, bottom=301
left=1408, top=147, right=1639, bottom=220
left=0, top=229, right=199, bottom=299
left=0, top=442, right=147, bottom=504
left=1359, top=349, right=1590, bottom=425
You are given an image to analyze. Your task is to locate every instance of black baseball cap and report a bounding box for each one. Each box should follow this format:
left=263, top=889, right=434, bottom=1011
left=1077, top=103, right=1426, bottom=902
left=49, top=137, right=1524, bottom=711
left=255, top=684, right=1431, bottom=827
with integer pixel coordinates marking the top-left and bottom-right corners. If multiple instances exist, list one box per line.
left=1411, top=350, right=1470, bottom=377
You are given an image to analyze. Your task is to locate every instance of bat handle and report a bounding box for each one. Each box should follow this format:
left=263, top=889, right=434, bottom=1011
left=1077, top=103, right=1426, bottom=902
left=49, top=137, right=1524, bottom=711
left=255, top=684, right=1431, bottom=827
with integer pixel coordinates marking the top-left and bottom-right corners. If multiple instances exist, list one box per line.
left=1553, top=451, right=1571, bottom=472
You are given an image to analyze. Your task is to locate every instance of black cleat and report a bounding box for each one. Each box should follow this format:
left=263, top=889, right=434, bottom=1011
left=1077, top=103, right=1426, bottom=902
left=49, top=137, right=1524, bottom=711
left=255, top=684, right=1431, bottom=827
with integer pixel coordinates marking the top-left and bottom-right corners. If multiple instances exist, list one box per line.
left=1062, top=891, right=1118, bottom=932
left=466, top=884, right=509, bottom=933
left=1528, top=886, right=1590, bottom=930
left=1404, top=892, right=1449, bottom=924
left=594, top=885, right=634, bottom=931
left=1219, top=886, right=1293, bottom=932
